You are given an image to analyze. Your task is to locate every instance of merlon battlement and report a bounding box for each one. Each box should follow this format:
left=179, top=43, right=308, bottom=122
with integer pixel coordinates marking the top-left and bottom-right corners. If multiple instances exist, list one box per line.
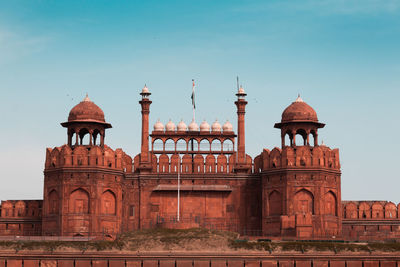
left=45, top=145, right=132, bottom=172
left=254, top=145, right=340, bottom=172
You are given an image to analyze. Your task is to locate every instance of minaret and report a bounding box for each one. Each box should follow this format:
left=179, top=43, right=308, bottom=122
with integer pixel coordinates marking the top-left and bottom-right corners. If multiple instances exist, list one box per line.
left=138, top=85, right=152, bottom=172
left=234, top=85, right=249, bottom=172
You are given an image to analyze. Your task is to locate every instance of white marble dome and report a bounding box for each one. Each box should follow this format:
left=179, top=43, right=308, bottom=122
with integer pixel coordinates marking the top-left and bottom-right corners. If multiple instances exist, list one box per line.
left=222, top=120, right=233, bottom=132
left=211, top=119, right=221, bottom=132
left=177, top=120, right=187, bottom=131
left=200, top=120, right=210, bottom=132
left=153, top=119, right=164, bottom=131
left=188, top=120, right=199, bottom=131
left=165, top=119, right=176, bottom=131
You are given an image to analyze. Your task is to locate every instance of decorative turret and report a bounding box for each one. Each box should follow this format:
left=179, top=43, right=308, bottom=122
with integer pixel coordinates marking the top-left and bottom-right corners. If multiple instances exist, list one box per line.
left=260, top=95, right=341, bottom=239
left=274, top=95, right=325, bottom=147
left=61, top=94, right=112, bottom=147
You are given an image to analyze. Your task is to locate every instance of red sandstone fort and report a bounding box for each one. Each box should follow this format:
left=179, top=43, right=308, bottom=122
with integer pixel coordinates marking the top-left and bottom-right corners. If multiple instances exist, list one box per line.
left=0, top=86, right=398, bottom=241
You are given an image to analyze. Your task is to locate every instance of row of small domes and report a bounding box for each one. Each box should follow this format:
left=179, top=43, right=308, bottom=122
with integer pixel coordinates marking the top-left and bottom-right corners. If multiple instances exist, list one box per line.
left=154, top=119, right=233, bottom=132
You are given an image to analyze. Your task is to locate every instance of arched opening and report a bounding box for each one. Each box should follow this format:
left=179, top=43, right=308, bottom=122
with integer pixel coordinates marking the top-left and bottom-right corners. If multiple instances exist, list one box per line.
left=295, top=129, right=307, bottom=146
left=79, top=128, right=90, bottom=145
left=93, top=129, right=101, bottom=145
left=309, top=132, right=315, bottom=147
left=176, top=139, right=187, bottom=151
left=48, top=190, right=59, bottom=215
left=294, top=189, right=314, bottom=214
left=69, top=188, right=90, bottom=214
left=188, top=139, right=198, bottom=151
left=311, top=130, right=318, bottom=146
left=199, top=139, right=210, bottom=151
left=153, top=139, right=163, bottom=151
left=211, top=139, right=222, bottom=151
left=324, top=191, right=337, bottom=216
left=165, top=139, right=175, bottom=151
left=223, top=139, right=234, bottom=151
left=68, top=129, right=75, bottom=146
left=284, top=133, right=291, bottom=147
left=269, top=190, right=282, bottom=216
left=101, top=190, right=116, bottom=215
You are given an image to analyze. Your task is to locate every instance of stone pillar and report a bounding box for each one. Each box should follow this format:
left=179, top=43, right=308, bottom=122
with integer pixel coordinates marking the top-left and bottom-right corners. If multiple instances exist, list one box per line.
left=75, top=130, right=79, bottom=145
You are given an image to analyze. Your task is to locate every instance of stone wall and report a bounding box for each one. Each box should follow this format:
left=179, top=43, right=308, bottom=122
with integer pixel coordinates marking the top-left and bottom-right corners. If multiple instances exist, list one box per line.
left=0, top=200, right=42, bottom=236
left=0, top=252, right=399, bottom=267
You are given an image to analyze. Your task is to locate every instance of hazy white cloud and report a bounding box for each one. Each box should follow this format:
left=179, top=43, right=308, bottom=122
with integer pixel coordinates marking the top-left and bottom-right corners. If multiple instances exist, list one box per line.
left=232, top=0, right=400, bottom=16
left=0, top=27, right=50, bottom=63
left=305, top=0, right=400, bottom=15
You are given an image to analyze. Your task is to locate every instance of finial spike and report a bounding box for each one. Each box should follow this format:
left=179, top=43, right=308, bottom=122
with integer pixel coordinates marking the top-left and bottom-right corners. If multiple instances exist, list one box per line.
left=295, top=94, right=303, bottom=103
left=83, top=93, right=90, bottom=102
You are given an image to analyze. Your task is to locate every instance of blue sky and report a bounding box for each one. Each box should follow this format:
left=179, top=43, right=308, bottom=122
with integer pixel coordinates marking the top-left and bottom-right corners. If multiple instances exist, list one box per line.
left=0, top=0, right=399, bottom=202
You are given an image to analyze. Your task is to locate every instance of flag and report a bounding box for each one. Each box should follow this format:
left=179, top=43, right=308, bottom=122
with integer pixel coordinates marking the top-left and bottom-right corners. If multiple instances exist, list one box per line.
left=191, top=79, right=196, bottom=109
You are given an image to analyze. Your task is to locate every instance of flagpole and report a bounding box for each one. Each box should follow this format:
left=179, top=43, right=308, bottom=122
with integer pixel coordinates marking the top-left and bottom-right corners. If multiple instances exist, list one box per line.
left=192, top=79, right=195, bottom=122
left=177, top=153, right=180, bottom=222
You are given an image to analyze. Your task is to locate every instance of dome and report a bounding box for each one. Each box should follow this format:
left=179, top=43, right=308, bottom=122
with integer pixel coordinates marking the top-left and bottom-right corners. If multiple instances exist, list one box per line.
left=142, top=84, right=150, bottom=94
left=188, top=120, right=199, bottom=131
left=153, top=119, right=164, bottom=131
left=165, top=120, right=176, bottom=131
left=200, top=120, right=210, bottom=132
left=211, top=119, right=222, bottom=132
left=222, top=120, right=233, bottom=132
left=281, top=95, right=318, bottom=123
left=177, top=120, right=187, bottom=131
left=68, top=94, right=105, bottom=123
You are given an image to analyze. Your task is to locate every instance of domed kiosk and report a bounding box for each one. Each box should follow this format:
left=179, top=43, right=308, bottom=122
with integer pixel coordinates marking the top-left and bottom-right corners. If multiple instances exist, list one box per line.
left=61, top=94, right=112, bottom=147
left=274, top=95, right=324, bottom=147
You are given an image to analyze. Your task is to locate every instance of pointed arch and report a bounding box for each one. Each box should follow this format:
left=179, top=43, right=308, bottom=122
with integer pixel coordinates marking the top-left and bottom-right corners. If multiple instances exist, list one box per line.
left=69, top=188, right=90, bottom=214
left=101, top=190, right=116, bottom=215
left=294, top=189, right=314, bottom=214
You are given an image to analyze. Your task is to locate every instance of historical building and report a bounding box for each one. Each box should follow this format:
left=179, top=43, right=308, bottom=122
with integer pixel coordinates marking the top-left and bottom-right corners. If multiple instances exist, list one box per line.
left=0, top=86, right=399, bottom=241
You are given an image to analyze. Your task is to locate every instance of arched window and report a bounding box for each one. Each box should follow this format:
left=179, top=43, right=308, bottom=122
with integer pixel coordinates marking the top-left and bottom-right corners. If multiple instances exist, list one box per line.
left=165, top=139, right=175, bottom=151
left=188, top=139, right=198, bottom=151
left=211, top=139, right=222, bottom=151
left=69, top=188, right=90, bottom=214
left=176, top=139, right=187, bottom=151
left=199, top=139, right=210, bottom=151
left=101, top=190, right=116, bottom=215
left=294, top=189, right=314, bottom=214
left=223, top=139, right=234, bottom=151
left=153, top=139, right=163, bottom=151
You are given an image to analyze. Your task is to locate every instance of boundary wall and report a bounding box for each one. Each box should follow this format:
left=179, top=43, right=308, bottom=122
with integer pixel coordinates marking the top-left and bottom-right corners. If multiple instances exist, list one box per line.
left=1, top=252, right=400, bottom=267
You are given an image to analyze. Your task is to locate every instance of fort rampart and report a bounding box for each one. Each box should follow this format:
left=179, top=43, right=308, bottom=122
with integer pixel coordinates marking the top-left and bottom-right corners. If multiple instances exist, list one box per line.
left=0, top=252, right=400, bottom=267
